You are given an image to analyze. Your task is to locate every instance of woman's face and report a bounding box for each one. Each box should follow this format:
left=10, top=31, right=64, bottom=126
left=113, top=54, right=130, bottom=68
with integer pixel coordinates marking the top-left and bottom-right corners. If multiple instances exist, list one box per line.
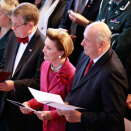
left=43, top=37, right=64, bottom=62
left=0, top=8, right=10, bottom=27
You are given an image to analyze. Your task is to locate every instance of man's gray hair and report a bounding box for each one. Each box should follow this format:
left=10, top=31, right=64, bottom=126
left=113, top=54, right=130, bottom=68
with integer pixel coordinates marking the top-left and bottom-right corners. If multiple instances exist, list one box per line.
left=88, top=22, right=112, bottom=44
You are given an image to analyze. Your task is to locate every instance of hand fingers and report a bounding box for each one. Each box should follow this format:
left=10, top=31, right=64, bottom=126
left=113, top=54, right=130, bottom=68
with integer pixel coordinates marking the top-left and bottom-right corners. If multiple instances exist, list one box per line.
left=19, top=107, right=28, bottom=114
left=57, top=109, right=63, bottom=115
left=35, top=111, right=43, bottom=121
left=127, top=103, right=131, bottom=109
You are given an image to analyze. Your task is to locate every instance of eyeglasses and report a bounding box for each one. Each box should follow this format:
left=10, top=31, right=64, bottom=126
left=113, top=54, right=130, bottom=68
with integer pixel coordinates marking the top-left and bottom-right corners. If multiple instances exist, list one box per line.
left=11, top=22, right=27, bottom=29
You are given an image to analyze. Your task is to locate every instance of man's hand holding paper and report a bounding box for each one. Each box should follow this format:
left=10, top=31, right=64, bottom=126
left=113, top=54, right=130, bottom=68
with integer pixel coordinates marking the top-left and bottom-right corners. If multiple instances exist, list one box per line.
left=57, top=108, right=81, bottom=123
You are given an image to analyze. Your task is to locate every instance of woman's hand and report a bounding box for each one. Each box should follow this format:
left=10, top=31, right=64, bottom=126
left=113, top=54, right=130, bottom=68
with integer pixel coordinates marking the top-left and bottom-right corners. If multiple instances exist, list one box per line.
left=35, top=111, right=52, bottom=121
left=19, top=102, right=32, bottom=114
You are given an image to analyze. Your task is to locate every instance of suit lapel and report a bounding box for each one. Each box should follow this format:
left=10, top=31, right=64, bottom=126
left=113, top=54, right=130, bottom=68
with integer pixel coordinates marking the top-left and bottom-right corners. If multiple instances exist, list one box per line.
left=13, top=30, right=40, bottom=77
left=71, top=48, right=113, bottom=91
left=72, top=58, right=89, bottom=89
left=41, top=62, right=50, bottom=92
left=77, top=62, right=101, bottom=88
left=82, top=0, right=94, bottom=15
left=9, top=37, right=20, bottom=77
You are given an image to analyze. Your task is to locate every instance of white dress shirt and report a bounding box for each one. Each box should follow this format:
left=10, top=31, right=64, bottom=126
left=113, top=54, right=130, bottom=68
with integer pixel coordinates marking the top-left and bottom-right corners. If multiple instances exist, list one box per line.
left=12, top=29, right=36, bottom=77
left=38, top=0, right=59, bottom=36
left=74, top=0, right=89, bottom=12
left=93, top=49, right=108, bottom=64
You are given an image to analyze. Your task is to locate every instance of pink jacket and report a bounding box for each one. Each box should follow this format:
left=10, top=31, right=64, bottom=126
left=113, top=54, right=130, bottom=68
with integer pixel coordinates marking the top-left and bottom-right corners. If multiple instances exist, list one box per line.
left=28, top=58, right=75, bottom=131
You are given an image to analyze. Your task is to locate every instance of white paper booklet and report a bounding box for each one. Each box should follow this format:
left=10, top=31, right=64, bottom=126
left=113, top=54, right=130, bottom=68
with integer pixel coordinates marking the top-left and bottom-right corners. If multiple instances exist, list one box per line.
left=28, top=87, right=84, bottom=110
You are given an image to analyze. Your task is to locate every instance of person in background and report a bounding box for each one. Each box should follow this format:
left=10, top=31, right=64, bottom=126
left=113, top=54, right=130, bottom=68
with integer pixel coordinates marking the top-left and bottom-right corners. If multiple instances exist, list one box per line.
left=20, top=28, right=75, bottom=131
left=38, top=0, right=66, bottom=36
left=59, top=0, right=102, bottom=66
left=0, top=0, right=18, bottom=62
left=57, top=22, right=128, bottom=131
left=34, top=0, right=45, bottom=8
left=0, top=0, right=18, bottom=131
left=0, top=3, right=45, bottom=131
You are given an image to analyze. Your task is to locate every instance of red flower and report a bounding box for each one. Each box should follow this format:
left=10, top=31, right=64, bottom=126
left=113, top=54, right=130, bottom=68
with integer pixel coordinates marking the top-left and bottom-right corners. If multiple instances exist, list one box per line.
left=56, top=71, right=69, bottom=85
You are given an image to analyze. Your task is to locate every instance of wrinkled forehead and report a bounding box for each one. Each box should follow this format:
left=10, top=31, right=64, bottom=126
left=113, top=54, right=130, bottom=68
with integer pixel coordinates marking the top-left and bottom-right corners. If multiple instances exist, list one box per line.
left=11, top=15, right=24, bottom=22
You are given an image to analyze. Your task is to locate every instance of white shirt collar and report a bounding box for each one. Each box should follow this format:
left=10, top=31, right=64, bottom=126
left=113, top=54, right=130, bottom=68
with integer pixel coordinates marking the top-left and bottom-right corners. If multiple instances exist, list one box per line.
left=28, top=27, right=37, bottom=42
left=93, top=49, right=108, bottom=64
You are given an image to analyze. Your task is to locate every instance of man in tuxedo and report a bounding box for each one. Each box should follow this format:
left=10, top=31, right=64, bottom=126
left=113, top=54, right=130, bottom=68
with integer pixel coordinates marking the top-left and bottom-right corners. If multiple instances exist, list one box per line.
left=57, top=22, right=128, bottom=131
left=0, top=3, right=45, bottom=131
left=59, top=0, right=102, bottom=66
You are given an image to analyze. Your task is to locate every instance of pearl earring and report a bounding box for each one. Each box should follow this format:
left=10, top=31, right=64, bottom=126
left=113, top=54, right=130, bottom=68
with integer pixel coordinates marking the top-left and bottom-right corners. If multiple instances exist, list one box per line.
left=59, top=56, right=61, bottom=59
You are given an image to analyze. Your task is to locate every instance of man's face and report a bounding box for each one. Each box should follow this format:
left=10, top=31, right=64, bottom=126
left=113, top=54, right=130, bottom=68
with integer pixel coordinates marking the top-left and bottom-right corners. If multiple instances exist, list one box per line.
left=11, top=15, right=29, bottom=38
left=81, top=28, right=99, bottom=59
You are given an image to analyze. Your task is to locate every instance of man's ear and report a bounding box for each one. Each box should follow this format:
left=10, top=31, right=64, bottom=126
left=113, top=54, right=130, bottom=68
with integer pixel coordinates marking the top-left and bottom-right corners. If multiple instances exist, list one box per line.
left=98, top=41, right=105, bottom=48
left=28, top=22, right=34, bottom=30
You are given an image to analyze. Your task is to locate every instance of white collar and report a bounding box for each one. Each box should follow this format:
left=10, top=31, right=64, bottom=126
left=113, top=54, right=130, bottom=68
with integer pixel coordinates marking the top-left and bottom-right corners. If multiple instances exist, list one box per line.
left=28, top=27, right=37, bottom=42
left=93, top=49, right=108, bottom=64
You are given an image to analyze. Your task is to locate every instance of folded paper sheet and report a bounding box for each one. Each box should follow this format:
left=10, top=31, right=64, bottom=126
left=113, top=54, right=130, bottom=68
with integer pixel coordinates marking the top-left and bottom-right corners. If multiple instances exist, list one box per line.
left=28, top=87, right=84, bottom=110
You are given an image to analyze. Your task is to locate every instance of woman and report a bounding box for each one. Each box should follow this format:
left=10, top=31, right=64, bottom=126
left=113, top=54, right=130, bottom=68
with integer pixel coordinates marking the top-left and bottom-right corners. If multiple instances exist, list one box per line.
left=0, top=0, right=18, bottom=62
left=20, top=28, right=75, bottom=131
left=0, top=0, right=18, bottom=131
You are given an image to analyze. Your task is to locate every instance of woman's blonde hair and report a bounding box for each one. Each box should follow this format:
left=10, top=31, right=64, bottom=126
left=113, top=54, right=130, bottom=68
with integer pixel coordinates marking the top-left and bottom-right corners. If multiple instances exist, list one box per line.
left=0, top=0, right=19, bottom=18
left=47, top=28, right=74, bottom=58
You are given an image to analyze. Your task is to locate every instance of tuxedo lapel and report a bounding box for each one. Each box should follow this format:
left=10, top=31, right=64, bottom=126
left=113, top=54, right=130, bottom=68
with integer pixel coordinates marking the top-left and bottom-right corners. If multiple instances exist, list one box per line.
left=12, top=30, right=40, bottom=77
left=8, top=38, right=20, bottom=78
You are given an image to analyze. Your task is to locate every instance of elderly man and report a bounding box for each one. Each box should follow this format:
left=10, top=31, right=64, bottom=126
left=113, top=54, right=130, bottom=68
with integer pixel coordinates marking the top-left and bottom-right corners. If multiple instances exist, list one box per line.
left=0, top=3, right=45, bottom=131
left=66, top=0, right=131, bottom=120
left=57, top=22, right=128, bottom=131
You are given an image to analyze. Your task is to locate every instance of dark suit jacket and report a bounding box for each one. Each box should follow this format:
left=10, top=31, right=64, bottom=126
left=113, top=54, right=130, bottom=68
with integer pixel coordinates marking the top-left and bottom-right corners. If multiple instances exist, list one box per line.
left=59, top=0, right=102, bottom=66
left=65, top=48, right=128, bottom=131
left=0, top=29, right=45, bottom=131
left=47, top=0, right=66, bottom=28
left=59, top=0, right=102, bottom=33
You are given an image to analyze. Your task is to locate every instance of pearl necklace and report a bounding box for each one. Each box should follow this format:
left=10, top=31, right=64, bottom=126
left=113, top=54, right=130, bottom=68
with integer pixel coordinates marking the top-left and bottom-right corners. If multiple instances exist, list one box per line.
left=50, top=64, right=62, bottom=72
